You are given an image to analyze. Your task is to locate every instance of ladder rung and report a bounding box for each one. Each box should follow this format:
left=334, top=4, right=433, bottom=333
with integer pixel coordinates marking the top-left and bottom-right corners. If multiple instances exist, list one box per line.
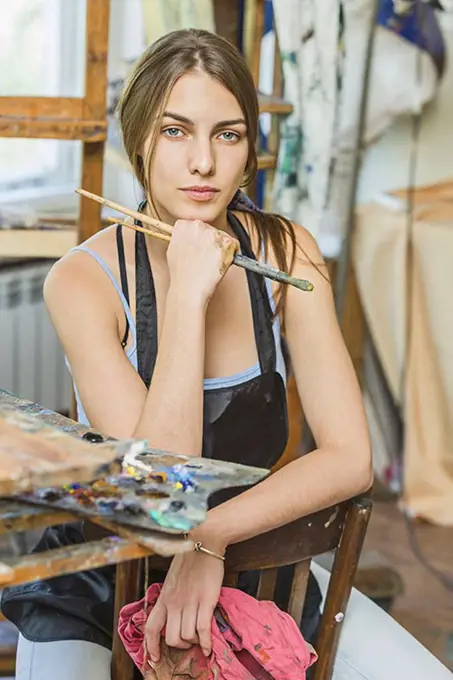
left=0, top=117, right=107, bottom=142
left=259, top=94, right=293, bottom=115
left=0, top=97, right=107, bottom=142
left=257, top=153, right=277, bottom=170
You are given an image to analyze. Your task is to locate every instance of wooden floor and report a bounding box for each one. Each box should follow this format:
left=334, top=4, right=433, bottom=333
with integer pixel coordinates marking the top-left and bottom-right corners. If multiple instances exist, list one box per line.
left=361, top=499, right=453, bottom=671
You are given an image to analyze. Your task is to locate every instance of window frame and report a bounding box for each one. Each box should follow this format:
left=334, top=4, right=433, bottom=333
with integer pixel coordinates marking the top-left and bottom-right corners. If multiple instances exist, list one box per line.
left=0, top=0, right=86, bottom=213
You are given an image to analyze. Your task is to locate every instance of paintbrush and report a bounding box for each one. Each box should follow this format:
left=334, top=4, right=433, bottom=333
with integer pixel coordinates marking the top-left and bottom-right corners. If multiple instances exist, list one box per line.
left=76, top=188, right=314, bottom=292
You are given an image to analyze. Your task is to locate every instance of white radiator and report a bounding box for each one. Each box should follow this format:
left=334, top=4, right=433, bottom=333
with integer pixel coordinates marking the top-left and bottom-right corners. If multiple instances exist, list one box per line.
left=0, top=261, right=72, bottom=414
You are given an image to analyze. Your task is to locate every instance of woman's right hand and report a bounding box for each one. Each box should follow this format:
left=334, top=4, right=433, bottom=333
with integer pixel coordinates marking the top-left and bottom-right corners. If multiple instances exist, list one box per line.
left=166, top=220, right=239, bottom=304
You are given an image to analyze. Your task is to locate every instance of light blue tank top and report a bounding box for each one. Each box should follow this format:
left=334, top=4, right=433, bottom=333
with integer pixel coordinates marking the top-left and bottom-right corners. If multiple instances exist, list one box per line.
left=69, top=246, right=287, bottom=426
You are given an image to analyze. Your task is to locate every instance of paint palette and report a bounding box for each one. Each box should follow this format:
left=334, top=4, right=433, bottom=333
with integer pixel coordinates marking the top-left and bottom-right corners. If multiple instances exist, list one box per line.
left=0, top=390, right=269, bottom=535
left=21, top=448, right=270, bottom=534
left=22, top=458, right=228, bottom=534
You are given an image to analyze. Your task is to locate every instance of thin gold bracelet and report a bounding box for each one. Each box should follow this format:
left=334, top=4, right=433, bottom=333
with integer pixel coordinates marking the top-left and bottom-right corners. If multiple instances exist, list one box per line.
left=193, top=541, right=225, bottom=562
left=183, top=533, right=226, bottom=562
left=193, top=541, right=226, bottom=562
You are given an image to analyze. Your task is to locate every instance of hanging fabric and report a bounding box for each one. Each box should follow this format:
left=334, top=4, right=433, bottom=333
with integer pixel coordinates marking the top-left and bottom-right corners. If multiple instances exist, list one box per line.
left=325, top=0, right=445, bottom=248
left=271, top=0, right=341, bottom=242
left=141, top=0, right=215, bottom=44
left=271, top=0, right=445, bottom=248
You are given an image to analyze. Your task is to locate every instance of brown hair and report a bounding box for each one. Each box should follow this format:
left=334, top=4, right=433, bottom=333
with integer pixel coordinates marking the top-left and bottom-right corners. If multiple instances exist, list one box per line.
left=118, top=28, right=306, bottom=315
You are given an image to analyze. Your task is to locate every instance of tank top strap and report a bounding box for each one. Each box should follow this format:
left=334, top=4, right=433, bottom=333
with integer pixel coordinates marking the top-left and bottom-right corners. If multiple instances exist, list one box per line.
left=115, top=225, right=131, bottom=348
left=71, top=244, right=136, bottom=350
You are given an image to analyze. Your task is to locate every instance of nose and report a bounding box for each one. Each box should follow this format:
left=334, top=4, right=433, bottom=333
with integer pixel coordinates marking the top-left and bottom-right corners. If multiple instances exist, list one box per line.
left=188, top=135, right=215, bottom=177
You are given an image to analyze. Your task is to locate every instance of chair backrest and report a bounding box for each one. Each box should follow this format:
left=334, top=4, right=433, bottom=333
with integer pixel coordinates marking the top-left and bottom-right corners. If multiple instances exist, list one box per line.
left=222, top=500, right=347, bottom=624
left=221, top=495, right=372, bottom=680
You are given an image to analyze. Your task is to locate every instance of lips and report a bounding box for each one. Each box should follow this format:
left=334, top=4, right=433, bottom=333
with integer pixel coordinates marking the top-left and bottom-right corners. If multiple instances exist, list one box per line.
left=179, top=186, right=219, bottom=202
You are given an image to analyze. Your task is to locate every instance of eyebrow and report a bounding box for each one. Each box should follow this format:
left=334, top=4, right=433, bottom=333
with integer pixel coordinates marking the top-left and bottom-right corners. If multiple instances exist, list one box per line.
left=163, top=111, right=246, bottom=129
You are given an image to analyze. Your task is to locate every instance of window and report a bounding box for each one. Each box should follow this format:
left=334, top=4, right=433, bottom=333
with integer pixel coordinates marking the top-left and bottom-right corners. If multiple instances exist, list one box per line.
left=0, top=0, right=86, bottom=208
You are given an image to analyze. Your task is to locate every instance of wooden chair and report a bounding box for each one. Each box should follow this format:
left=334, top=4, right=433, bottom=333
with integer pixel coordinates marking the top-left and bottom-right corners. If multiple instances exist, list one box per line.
left=112, top=494, right=372, bottom=680
left=0, top=611, right=16, bottom=677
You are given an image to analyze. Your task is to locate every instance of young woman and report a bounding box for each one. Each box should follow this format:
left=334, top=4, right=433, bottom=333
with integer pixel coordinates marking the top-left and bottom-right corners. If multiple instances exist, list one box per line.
left=4, top=29, right=451, bottom=680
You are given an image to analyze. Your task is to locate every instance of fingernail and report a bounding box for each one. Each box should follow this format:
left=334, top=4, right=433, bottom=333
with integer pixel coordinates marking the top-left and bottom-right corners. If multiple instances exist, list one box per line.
left=150, top=654, right=158, bottom=663
left=203, top=648, right=210, bottom=657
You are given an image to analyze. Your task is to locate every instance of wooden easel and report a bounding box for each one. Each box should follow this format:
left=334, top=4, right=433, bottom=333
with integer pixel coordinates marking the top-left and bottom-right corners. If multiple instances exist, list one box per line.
left=0, top=0, right=110, bottom=258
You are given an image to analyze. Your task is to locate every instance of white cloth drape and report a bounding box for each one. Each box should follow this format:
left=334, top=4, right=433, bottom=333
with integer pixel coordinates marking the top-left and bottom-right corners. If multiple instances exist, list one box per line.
left=272, top=0, right=340, bottom=242
left=271, top=0, right=441, bottom=249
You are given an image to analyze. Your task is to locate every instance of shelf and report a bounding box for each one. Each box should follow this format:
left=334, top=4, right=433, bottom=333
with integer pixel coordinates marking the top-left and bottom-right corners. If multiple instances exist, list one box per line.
left=0, top=97, right=107, bottom=142
left=0, top=227, right=78, bottom=259
left=258, top=94, right=293, bottom=115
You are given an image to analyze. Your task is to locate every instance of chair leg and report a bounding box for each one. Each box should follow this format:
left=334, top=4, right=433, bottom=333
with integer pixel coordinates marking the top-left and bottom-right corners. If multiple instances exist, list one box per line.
left=313, top=496, right=372, bottom=680
left=111, top=558, right=143, bottom=680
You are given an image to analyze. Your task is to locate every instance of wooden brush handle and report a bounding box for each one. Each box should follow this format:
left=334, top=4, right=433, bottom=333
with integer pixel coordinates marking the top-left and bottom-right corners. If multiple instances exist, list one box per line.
left=76, top=188, right=172, bottom=236
left=107, top=217, right=171, bottom=243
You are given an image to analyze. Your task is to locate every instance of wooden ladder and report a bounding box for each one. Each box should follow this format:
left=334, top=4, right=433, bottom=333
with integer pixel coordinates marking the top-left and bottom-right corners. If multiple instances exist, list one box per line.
left=242, top=0, right=292, bottom=207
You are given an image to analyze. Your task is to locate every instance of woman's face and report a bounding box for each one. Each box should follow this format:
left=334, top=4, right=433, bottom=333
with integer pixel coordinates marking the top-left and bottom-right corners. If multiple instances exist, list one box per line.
left=144, top=71, right=249, bottom=230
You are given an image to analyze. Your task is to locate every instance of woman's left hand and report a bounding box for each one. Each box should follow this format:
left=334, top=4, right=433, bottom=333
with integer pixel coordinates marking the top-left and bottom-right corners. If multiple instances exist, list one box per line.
left=145, top=547, right=225, bottom=663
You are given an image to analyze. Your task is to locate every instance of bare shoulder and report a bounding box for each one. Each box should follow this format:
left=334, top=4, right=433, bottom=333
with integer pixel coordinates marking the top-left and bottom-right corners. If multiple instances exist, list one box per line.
left=283, top=220, right=338, bottom=332
left=43, top=224, right=127, bottom=325
left=292, top=221, right=325, bottom=263
left=289, top=221, right=331, bottom=287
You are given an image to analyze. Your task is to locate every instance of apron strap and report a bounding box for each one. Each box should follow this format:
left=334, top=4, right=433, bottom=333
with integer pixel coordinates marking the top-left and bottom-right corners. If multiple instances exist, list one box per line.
left=227, top=212, right=277, bottom=375
left=135, top=202, right=158, bottom=388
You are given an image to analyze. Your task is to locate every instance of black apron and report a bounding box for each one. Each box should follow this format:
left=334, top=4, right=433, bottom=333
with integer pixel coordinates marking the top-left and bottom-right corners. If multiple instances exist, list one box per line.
left=1, top=210, right=321, bottom=648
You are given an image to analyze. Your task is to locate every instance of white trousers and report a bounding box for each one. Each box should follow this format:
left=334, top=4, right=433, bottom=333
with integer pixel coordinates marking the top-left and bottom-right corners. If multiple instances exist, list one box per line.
left=15, top=563, right=453, bottom=680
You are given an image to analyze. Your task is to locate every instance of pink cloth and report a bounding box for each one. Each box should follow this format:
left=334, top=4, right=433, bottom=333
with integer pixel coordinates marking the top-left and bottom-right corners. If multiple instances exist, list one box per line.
left=118, top=583, right=317, bottom=679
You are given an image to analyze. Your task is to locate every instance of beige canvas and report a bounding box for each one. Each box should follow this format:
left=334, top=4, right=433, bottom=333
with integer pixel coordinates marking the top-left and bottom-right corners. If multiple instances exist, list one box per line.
left=353, top=183, right=453, bottom=526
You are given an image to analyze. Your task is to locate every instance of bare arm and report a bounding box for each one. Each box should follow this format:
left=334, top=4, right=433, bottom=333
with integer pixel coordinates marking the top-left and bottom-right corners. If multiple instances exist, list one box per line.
left=44, top=254, right=148, bottom=439
left=190, top=224, right=373, bottom=552
left=132, top=286, right=206, bottom=453
left=44, top=221, right=237, bottom=455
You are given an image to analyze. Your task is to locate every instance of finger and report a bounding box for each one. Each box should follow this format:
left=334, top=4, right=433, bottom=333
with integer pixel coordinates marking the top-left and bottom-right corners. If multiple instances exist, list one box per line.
left=144, top=660, right=157, bottom=680
left=197, top=605, right=214, bottom=657
left=181, top=604, right=200, bottom=644
left=165, top=606, right=192, bottom=650
left=145, top=603, right=167, bottom=663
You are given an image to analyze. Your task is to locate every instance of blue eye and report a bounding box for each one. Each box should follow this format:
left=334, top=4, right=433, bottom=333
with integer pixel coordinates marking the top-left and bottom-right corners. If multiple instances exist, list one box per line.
left=219, top=131, right=239, bottom=142
left=164, top=127, right=183, bottom=137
